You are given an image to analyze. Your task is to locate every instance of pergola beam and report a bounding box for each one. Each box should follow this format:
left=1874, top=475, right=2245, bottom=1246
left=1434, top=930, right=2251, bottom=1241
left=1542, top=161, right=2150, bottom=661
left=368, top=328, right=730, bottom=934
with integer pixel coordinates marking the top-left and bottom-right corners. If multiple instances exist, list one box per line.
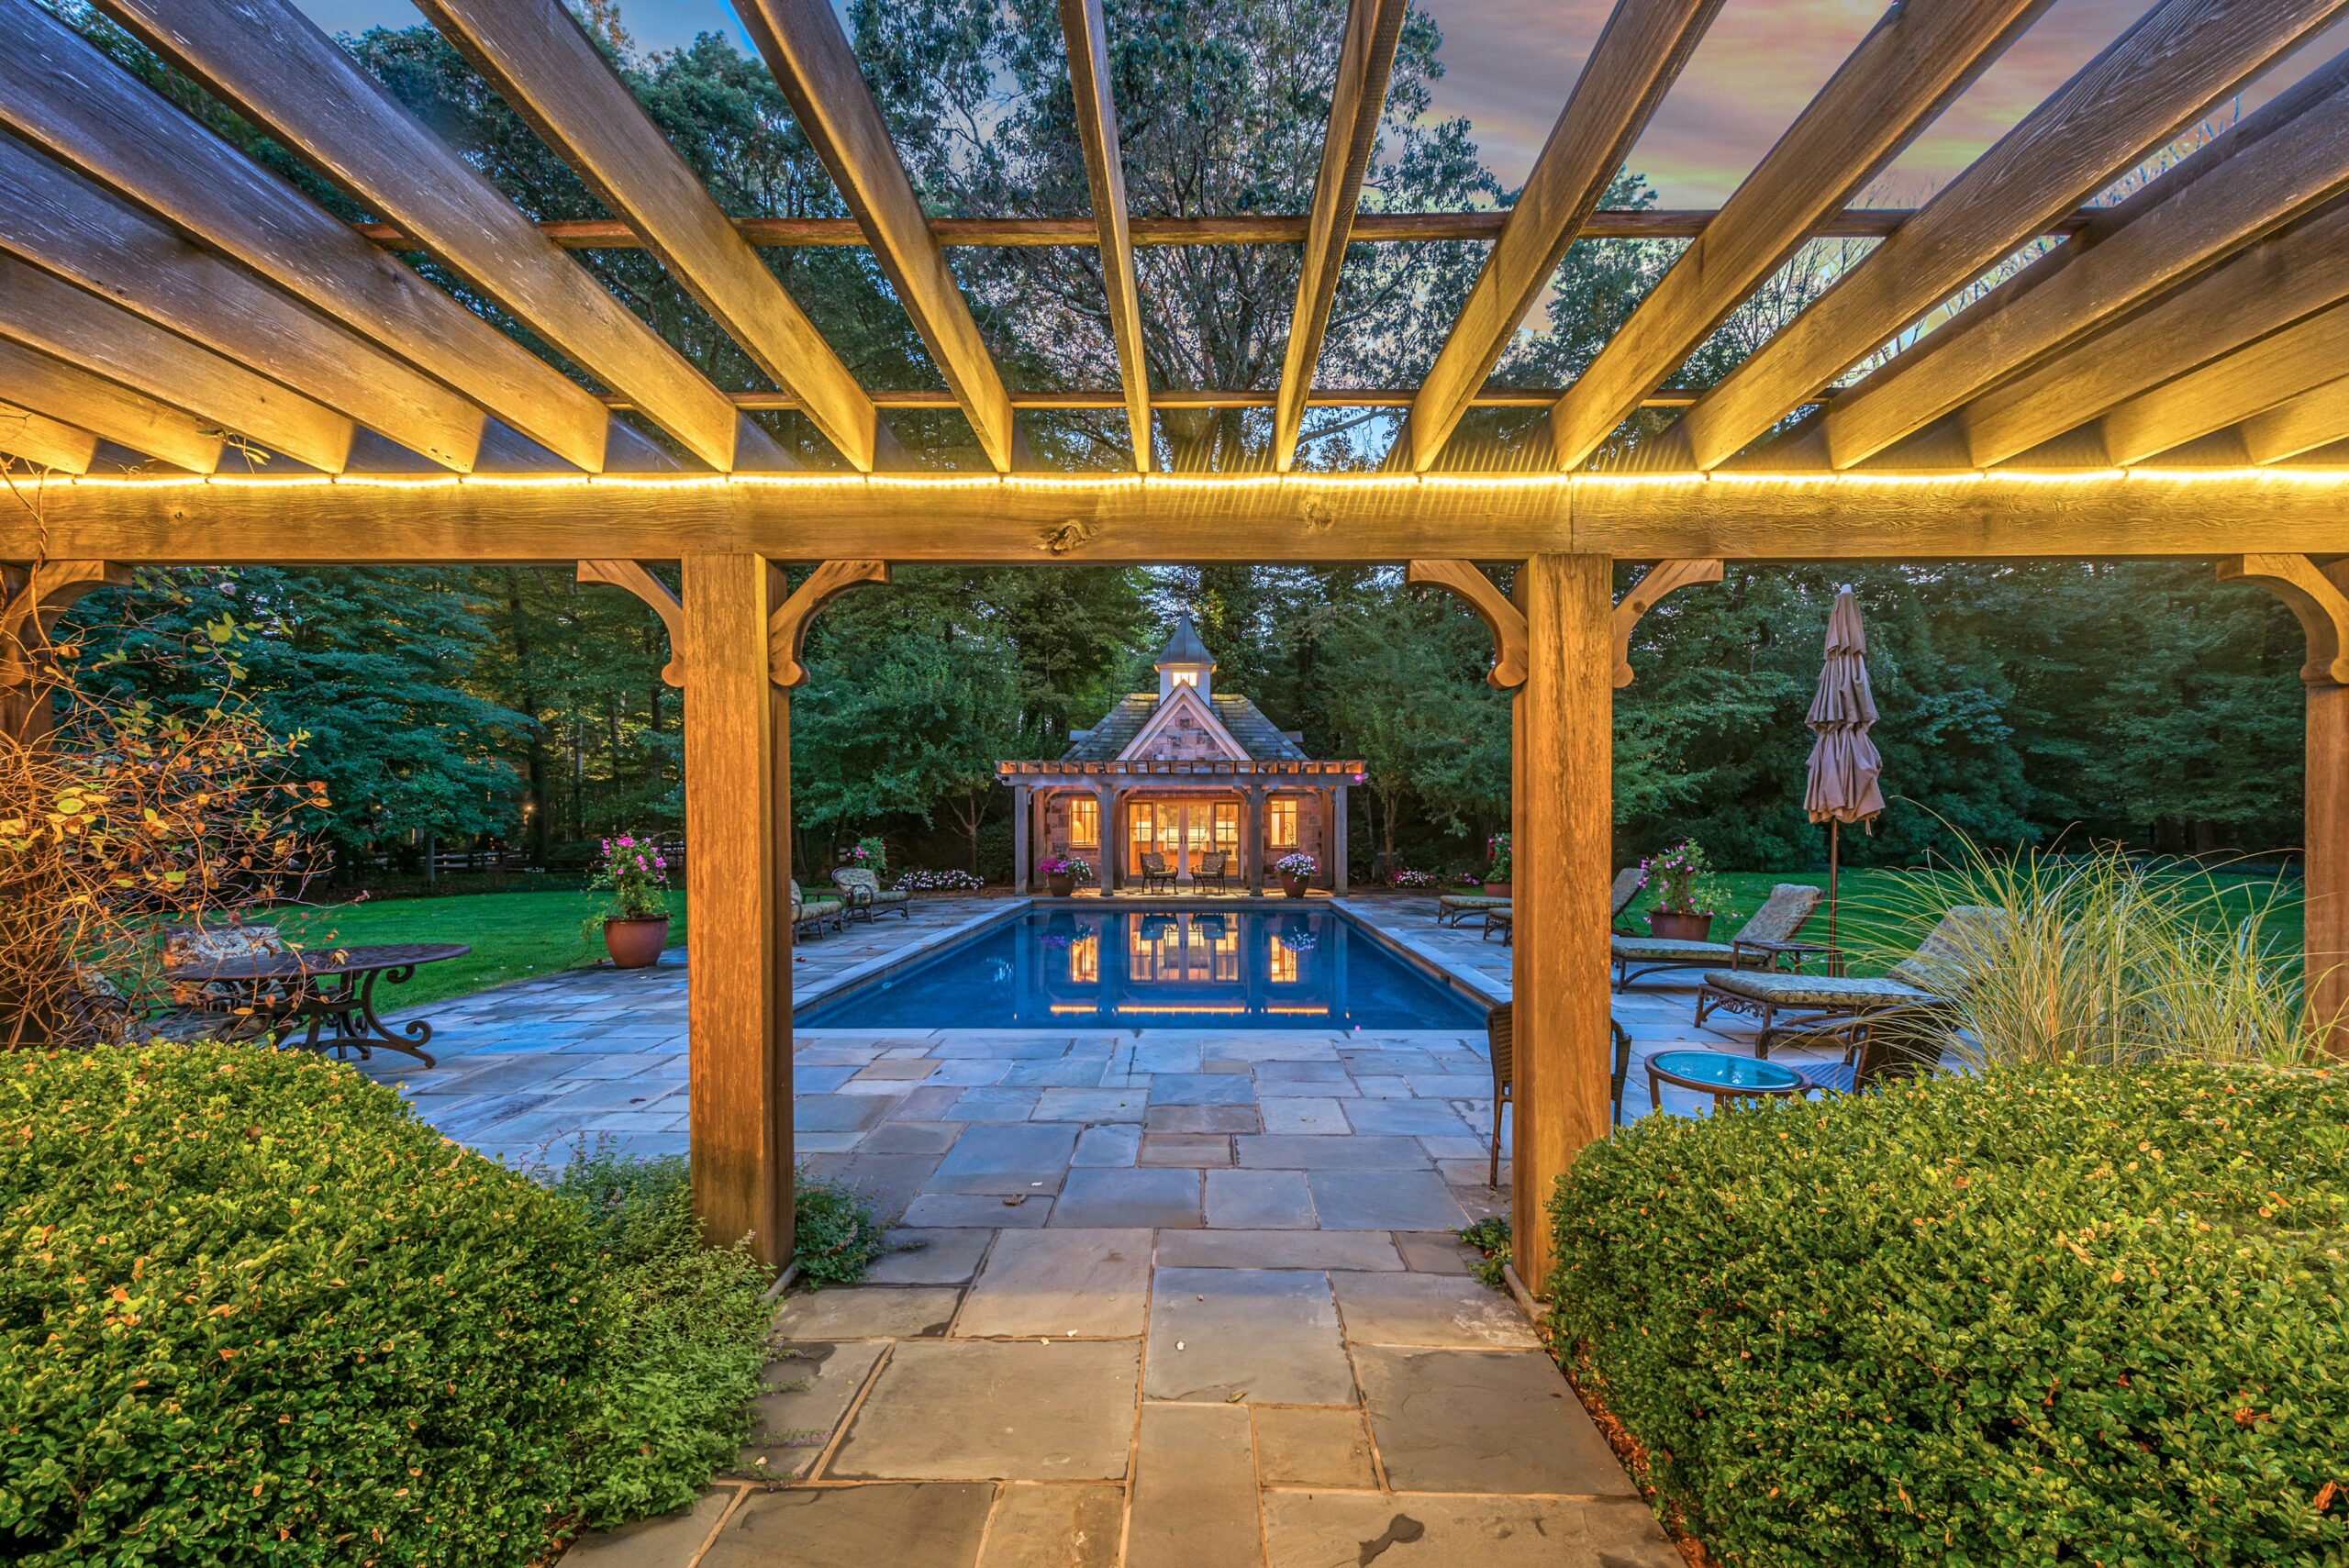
left=349, top=206, right=2110, bottom=251
left=1954, top=195, right=2349, bottom=467
left=1401, top=0, right=1725, bottom=472
left=418, top=0, right=881, bottom=473
left=2099, top=296, right=2349, bottom=463
left=0, top=255, right=354, bottom=473
left=94, top=0, right=776, bottom=473
left=0, top=0, right=618, bottom=474
left=16, top=471, right=2349, bottom=565
left=0, top=340, right=225, bottom=476
left=735, top=0, right=1018, bottom=472
left=0, top=136, right=487, bottom=473
left=1273, top=0, right=1407, bottom=472
left=0, top=405, right=97, bottom=475
left=1824, top=50, right=2349, bottom=470
left=1678, top=0, right=2349, bottom=473
left=1059, top=0, right=1153, bottom=472
left=1547, top=0, right=2050, bottom=471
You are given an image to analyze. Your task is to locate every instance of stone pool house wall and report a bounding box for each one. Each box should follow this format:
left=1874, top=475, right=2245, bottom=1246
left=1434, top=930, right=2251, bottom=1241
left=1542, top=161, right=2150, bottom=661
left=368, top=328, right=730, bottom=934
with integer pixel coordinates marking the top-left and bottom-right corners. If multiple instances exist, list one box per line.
left=998, top=616, right=1364, bottom=894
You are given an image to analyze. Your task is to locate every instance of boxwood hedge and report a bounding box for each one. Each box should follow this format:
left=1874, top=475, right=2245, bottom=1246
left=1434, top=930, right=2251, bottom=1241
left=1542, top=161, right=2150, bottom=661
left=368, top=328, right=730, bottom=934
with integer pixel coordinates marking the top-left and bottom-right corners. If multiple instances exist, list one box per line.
left=0, top=1043, right=727, bottom=1566
left=1549, top=1062, right=2348, bottom=1567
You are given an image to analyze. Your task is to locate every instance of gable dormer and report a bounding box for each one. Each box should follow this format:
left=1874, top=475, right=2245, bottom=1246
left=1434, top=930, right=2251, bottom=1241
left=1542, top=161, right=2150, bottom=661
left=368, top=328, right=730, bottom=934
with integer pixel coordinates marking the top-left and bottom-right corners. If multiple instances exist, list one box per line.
left=1119, top=683, right=1249, bottom=763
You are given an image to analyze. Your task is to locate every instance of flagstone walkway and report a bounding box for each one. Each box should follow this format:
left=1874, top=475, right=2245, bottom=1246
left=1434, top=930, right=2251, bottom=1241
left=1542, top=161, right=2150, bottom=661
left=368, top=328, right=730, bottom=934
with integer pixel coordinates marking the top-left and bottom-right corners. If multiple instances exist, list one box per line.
left=355, top=893, right=1831, bottom=1567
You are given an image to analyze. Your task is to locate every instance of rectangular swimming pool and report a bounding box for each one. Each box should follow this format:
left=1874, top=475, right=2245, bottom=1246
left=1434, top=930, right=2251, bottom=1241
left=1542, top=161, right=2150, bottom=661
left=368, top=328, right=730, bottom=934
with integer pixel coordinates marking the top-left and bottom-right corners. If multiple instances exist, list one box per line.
left=797, top=906, right=1486, bottom=1030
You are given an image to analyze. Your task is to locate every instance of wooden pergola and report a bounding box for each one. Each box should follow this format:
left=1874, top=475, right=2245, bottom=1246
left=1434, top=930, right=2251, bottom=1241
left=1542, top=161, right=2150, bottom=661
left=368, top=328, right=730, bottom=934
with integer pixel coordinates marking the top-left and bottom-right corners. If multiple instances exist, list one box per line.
left=6, top=0, right=2349, bottom=1285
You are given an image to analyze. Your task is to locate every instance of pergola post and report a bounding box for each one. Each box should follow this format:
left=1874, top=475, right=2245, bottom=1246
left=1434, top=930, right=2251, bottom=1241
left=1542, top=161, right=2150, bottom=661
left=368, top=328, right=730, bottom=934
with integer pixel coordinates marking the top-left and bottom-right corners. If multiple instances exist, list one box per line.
left=1244, top=782, right=1267, bottom=895
left=1333, top=782, right=1351, bottom=893
left=1511, top=554, right=1616, bottom=1289
left=2217, top=554, right=2349, bottom=1054
left=1, top=561, right=127, bottom=742
left=1011, top=783, right=1031, bottom=893
left=681, top=553, right=793, bottom=1267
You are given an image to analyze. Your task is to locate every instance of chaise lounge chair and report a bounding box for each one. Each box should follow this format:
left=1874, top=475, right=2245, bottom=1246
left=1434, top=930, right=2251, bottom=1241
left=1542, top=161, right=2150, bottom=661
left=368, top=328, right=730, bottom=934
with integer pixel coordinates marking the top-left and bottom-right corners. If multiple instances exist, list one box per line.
left=833, top=866, right=911, bottom=922
left=1441, top=865, right=1644, bottom=932
left=1485, top=999, right=1632, bottom=1189
left=790, top=878, right=847, bottom=937
left=1694, top=904, right=1997, bottom=1054
left=1610, top=882, right=1824, bottom=993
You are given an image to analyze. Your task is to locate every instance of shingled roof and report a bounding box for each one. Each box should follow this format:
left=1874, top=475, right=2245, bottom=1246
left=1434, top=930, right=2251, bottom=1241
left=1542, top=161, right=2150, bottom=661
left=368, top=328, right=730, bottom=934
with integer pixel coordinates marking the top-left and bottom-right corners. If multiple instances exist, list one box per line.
left=1062, top=691, right=1308, bottom=763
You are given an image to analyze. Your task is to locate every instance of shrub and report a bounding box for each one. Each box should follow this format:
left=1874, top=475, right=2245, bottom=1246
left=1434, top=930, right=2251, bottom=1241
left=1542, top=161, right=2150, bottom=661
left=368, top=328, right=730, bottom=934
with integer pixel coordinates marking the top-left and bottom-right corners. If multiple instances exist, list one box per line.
left=0, top=1043, right=600, bottom=1565
left=895, top=867, right=985, bottom=893
left=0, top=1047, right=775, bottom=1565
left=1548, top=1062, right=2349, bottom=1567
left=549, top=1151, right=769, bottom=1530
left=791, top=1168, right=889, bottom=1289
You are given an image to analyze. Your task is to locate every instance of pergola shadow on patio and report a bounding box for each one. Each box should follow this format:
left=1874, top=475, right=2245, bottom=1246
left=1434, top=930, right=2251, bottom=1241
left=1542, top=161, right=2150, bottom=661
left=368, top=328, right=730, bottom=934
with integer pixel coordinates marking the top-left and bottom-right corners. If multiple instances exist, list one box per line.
left=7, top=0, right=2349, bottom=1338
left=365, top=895, right=1809, bottom=1566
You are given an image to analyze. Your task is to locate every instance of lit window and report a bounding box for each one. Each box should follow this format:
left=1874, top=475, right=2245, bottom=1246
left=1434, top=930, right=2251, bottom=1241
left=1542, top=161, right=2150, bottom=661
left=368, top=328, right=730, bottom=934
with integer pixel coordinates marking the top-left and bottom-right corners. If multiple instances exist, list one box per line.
left=1170, top=669, right=1197, bottom=687
left=1069, top=934, right=1098, bottom=984
left=1269, top=937, right=1297, bottom=984
left=1214, top=801, right=1239, bottom=852
left=1268, top=797, right=1298, bottom=848
left=1070, top=795, right=1099, bottom=850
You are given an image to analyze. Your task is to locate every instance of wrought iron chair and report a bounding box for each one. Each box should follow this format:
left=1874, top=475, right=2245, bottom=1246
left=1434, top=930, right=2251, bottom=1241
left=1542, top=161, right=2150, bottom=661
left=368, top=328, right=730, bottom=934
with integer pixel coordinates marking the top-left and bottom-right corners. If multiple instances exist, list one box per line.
left=1194, top=850, right=1233, bottom=895
left=1484, top=1000, right=1631, bottom=1189
left=1139, top=851, right=1177, bottom=893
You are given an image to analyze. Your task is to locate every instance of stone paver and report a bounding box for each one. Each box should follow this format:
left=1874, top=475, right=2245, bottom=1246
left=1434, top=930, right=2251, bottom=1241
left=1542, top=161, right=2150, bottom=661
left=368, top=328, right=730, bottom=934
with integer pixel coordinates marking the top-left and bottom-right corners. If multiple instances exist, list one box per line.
left=1145, top=1267, right=1354, bottom=1405
left=1128, top=1403, right=1259, bottom=1568
left=954, top=1228, right=1151, bottom=1339
left=705, top=1484, right=994, bottom=1568
left=828, top=1339, right=1141, bottom=1481
left=1353, top=1347, right=1632, bottom=1496
left=389, top=894, right=1764, bottom=1564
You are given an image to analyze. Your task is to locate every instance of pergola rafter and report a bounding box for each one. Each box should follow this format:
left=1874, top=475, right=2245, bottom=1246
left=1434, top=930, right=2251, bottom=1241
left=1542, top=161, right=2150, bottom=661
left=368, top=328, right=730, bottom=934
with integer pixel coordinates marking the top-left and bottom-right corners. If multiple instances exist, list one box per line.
left=8, top=0, right=2349, bottom=1285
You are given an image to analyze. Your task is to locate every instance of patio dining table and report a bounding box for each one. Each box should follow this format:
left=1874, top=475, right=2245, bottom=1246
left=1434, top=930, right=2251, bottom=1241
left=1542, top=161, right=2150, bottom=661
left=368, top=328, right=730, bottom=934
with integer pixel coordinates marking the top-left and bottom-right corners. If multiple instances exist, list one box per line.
left=179, top=943, right=469, bottom=1068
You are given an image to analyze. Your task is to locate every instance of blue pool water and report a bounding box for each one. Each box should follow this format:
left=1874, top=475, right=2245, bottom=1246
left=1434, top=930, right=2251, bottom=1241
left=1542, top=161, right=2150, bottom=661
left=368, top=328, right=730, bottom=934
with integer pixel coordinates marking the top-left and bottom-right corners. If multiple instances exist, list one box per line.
left=798, top=906, right=1485, bottom=1030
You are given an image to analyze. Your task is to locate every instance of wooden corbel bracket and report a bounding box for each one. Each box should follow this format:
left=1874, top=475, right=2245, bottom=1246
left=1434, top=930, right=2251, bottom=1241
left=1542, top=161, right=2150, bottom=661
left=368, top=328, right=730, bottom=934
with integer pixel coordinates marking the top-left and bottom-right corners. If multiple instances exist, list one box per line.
left=2, top=560, right=128, bottom=685
left=770, top=560, right=890, bottom=688
left=1406, top=559, right=1527, bottom=690
left=2218, top=554, right=2349, bottom=686
left=577, top=560, right=685, bottom=687
left=1612, top=558, right=1722, bottom=688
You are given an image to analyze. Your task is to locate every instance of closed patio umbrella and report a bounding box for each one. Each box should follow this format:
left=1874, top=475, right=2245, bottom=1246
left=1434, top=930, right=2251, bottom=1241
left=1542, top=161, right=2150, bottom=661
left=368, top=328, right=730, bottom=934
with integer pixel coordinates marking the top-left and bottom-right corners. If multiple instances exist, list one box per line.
left=1804, top=587, right=1884, bottom=951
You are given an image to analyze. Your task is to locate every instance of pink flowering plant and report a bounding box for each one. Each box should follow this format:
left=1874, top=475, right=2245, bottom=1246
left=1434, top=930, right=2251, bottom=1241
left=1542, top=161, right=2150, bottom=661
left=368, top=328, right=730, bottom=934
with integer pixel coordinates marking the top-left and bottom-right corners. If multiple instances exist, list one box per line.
left=841, top=835, right=888, bottom=880
left=1486, top=832, right=1513, bottom=884
left=586, top=833, right=671, bottom=923
left=1641, top=840, right=1721, bottom=917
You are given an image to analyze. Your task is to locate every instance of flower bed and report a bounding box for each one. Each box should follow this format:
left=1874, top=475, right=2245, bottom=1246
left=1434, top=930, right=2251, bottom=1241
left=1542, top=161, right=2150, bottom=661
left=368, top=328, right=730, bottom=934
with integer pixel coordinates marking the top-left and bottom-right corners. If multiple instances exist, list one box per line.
left=894, top=867, right=985, bottom=893
left=0, top=1043, right=770, bottom=1565
left=1547, top=1062, right=2349, bottom=1567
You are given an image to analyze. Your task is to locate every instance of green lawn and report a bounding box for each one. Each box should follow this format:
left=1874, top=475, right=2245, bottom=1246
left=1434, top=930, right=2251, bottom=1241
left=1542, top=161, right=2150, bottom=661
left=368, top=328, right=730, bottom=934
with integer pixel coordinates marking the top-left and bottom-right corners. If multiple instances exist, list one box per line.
left=266, top=890, right=687, bottom=1010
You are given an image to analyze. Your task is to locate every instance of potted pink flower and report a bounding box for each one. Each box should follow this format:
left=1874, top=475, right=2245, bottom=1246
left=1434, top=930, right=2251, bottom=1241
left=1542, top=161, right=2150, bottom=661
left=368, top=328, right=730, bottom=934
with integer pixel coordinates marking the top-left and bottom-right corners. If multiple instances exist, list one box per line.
left=1038, top=855, right=1094, bottom=897
left=584, top=834, right=671, bottom=969
left=1483, top=831, right=1513, bottom=899
left=1641, top=840, right=1721, bottom=943
left=1274, top=851, right=1318, bottom=898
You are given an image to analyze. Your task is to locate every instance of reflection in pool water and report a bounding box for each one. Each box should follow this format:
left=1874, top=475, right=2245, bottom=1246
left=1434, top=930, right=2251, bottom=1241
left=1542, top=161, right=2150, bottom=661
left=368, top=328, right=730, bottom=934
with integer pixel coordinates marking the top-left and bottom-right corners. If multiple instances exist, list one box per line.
left=796, top=907, right=1485, bottom=1031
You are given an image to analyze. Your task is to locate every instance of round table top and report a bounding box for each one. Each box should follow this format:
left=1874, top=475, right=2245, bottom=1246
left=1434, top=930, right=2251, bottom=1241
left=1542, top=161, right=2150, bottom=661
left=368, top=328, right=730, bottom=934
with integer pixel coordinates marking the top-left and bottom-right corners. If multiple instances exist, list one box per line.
left=181, top=942, right=471, bottom=983
left=1648, top=1049, right=1804, bottom=1093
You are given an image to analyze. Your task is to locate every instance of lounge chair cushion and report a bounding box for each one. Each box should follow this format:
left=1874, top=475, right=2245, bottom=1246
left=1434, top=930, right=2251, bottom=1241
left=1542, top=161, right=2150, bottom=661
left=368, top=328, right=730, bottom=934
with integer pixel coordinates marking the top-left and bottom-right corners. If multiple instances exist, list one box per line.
left=797, top=898, right=845, bottom=918
left=1611, top=935, right=1733, bottom=962
left=1438, top=895, right=1511, bottom=911
left=1885, top=905, right=2002, bottom=991
left=1699, top=969, right=1939, bottom=1007
left=1609, top=866, right=1643, bottom=917
left=1737, top=884, right=1824, bottom=945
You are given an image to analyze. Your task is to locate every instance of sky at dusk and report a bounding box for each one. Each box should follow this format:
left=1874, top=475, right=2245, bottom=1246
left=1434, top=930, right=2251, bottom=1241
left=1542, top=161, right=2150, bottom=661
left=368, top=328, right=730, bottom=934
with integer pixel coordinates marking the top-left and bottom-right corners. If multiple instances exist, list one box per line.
left=293, top=1, right=2342, bottom=206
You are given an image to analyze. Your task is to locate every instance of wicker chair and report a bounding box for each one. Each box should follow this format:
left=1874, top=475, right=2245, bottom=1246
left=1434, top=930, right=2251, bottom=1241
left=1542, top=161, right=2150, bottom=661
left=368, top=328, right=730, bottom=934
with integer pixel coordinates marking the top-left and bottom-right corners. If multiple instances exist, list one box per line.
left=1786, top=1007, right=1943, bottom=1095
left=1194, top=850, right=1233, bottom=895
left=1484, top=1000, right=1631, bottom=1189
left=1609, top=882, right=1826, bottom=993
left=833, top=866, right=911, bottom=922
left=1139, top=851, right=1177, bottom=894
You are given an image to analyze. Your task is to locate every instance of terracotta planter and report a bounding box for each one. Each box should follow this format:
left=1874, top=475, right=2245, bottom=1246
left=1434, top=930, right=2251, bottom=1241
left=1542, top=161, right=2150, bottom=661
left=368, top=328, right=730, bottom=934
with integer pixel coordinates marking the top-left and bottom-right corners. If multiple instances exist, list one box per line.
left=1648, top=910, right=1714, bottom=942
left=1046, top=873, right=1075, bottom=897
left=1281, top=873, right=1309, bottom=899
left=604, top=916, right=669, bottom=970
left=1483, top=881, right=1512, bottom=900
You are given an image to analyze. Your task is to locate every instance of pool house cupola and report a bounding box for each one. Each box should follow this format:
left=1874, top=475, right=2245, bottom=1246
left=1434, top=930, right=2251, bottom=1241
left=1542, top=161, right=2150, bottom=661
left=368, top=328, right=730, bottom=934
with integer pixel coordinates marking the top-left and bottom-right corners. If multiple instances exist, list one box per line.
left=1155, top=613, right=1216, bottom=704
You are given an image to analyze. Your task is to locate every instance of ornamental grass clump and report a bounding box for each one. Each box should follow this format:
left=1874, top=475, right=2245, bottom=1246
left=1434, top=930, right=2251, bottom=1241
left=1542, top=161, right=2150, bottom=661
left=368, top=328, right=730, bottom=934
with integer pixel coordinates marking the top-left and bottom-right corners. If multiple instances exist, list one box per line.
left=0, top=1045, right=772, bottom=1565
left=1548, top=1062, right=2349, bottom=1567
left=1865, top=837, right=2325, bottom=1068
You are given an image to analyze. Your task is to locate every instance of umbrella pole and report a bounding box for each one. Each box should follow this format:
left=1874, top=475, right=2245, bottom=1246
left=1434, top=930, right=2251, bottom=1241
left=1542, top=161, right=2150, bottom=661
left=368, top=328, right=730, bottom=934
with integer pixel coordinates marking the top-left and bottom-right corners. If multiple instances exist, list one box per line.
left=1827, top=818, right=1841, bottom=958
